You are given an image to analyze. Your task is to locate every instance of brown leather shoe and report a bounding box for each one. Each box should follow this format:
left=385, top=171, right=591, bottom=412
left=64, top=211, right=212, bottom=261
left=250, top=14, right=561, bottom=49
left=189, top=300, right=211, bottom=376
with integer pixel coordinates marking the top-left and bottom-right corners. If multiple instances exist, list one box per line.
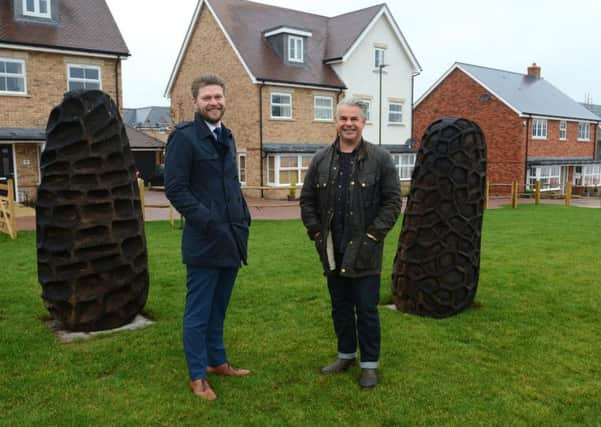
left=189, top=379, right=217, bottom=400
left=207, top=362, right=250, bottom=376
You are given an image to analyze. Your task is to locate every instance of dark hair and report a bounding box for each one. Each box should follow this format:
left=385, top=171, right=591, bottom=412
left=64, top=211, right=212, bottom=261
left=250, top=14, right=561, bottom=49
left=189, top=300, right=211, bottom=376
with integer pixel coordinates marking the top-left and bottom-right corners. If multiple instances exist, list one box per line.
left=191, top=73, right=225, bottom=98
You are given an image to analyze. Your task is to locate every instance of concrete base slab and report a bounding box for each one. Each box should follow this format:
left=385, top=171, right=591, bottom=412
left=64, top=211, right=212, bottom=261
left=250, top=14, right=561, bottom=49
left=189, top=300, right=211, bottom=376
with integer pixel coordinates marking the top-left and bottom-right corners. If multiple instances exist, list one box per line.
left=47, top=314, right=155, bottom=343
left=384, top=304, right=398, bottom=311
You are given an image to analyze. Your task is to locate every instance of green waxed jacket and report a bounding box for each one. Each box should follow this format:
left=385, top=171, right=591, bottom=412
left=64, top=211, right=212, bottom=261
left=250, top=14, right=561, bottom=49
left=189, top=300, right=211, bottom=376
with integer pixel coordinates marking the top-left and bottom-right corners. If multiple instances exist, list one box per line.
left=300, top=138, right=402, bottom=278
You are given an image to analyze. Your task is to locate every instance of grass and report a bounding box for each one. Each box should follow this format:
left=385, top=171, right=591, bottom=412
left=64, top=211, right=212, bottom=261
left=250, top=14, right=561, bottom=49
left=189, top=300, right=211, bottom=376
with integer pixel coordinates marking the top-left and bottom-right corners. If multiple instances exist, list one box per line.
left=1, top=204, right=600, bottom=426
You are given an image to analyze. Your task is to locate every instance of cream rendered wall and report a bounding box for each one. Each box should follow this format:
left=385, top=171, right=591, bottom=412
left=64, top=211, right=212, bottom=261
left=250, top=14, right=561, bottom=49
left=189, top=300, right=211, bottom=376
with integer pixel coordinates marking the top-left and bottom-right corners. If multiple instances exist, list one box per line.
left=331, top=15, right=414, bottom=146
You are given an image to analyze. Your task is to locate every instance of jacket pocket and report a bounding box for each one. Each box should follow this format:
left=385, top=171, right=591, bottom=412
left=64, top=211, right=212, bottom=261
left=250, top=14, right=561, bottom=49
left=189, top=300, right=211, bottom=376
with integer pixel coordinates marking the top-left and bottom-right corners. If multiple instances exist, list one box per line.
left=231, top=222, right=250, bottom=264
left=354, top=234, right=382, bottom=271
left=358, top=173, right=377, bottom=206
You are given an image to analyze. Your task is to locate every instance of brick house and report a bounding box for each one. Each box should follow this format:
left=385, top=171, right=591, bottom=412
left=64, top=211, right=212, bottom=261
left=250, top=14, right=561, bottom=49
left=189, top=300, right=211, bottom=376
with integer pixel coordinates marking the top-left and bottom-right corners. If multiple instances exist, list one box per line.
left=165, top=0, right=421, bottom=197
left=0, top=0, right=129, bottom=202
left=125, top=126, right=166, bottom=186
left=414, top=62, right=601, bottom=194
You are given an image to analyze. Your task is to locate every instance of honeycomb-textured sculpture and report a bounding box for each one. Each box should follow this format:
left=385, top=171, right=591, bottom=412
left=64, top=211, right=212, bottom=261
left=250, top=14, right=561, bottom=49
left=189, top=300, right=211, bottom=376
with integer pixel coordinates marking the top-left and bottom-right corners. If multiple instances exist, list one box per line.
left=37, top=90, right=149, bottom=332
left=392, top=118, right=486, bottom=318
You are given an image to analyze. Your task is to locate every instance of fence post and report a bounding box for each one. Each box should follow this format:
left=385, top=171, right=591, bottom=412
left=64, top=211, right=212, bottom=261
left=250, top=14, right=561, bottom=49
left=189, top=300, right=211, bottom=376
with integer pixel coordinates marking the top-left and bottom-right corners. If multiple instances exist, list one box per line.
left=511, top=181, right=518, bottom=209
left=535, top=180, right=541, bottom=205
left=137, top=178, right=145, bottom=221
left=565, top=182, right=572, bottom=207
left=484, top=178, right=489, bottom=209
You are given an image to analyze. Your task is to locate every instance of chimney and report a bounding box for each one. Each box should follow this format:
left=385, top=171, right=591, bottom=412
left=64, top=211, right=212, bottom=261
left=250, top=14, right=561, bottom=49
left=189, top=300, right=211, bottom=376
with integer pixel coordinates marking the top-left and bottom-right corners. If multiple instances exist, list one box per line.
left=527, top=62, right=541, bottom=78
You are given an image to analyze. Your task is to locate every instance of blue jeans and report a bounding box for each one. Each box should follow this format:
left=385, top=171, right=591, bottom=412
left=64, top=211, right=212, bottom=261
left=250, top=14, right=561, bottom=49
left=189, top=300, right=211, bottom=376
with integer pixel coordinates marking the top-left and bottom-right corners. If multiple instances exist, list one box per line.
left=183, top=266, right=238, bottom=381
left=327, top=273, right=381, bottom=369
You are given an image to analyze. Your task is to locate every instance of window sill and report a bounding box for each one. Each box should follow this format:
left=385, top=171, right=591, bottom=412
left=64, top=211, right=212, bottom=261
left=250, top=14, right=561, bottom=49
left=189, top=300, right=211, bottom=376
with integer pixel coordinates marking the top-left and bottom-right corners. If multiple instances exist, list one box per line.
left=532, top=137, right=547, bottom=140
left=270, top=117, right=294, bottom=121
left=372, top=69, right=389, bottom=74
left=0, top=92, right=30, bottom=98
left=387, top=123, right=405, bottom=127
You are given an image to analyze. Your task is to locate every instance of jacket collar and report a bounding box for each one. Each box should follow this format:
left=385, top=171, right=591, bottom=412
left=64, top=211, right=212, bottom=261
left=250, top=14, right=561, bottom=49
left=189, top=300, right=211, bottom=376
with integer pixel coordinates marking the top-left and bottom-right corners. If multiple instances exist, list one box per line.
left=194, top=112, right=213, bottom=141
left=333, top=137, right=368, bottom=161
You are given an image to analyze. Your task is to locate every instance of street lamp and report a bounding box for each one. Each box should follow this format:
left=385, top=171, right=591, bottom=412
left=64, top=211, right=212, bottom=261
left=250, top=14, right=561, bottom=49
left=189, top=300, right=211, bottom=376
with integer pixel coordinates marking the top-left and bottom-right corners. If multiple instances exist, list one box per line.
left=378, top=63, right=388, bottom=146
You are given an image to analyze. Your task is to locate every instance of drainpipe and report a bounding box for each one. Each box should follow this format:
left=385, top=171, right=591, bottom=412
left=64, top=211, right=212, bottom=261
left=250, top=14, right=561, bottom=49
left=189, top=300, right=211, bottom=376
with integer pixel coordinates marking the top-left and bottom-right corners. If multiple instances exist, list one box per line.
left=410, top=73, right=416, bottom=146
left=114, top=57, right=121, bottom=111
left=524, top=116, right=531, bottom=188
left=259, top=81, right=265, bottom=198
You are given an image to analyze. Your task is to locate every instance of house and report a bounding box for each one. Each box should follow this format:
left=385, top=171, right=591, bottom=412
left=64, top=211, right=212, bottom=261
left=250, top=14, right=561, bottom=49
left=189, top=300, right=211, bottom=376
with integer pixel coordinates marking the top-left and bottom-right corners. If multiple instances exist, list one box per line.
left=0, top=0, right=129, bottom=202
left=165, top=0, right=421, bottom=196
left=414, top=62, right=601, bottom=194
left=123, top=106, right=173, bottom=143
left=581, top=102, right=601, bottom=160
left=125, top=126, right=166, bottom=186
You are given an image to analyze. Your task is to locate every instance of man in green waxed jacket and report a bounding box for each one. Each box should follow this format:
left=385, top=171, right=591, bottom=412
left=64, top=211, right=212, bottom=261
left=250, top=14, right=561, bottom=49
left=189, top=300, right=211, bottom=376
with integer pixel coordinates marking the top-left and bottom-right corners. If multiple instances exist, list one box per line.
left=300, top=98, right=402, bottom=388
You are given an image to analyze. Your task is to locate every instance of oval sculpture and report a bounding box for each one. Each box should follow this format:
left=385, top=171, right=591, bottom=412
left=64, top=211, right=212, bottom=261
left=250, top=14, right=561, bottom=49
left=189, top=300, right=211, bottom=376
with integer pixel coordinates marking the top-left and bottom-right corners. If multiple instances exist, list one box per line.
left=37, top=90, right=149, bottom=332
left=392, top=118, right=487, bottom=318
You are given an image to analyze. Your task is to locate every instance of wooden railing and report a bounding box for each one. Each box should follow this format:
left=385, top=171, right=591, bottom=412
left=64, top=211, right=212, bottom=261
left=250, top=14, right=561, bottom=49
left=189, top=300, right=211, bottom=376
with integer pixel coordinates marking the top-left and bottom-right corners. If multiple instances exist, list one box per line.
left=0, top=179, right=17, bottom=239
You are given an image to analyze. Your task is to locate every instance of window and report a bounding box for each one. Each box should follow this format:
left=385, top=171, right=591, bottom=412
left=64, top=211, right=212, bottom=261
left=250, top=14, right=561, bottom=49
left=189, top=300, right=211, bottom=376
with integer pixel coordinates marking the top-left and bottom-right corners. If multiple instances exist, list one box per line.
left=68, top=65, right=101, bottom=91
left=0, top=59, right=26, bottom=94
left=374, top=48, right=385, bottom=68
left=559, top=120, right=567, bottom=140
left=314, top=96, right=333, bottom=121
left=358, top=101, right=371, bottom=121
left=266, top=154, right=312, bottom=185
left=270, top=93, right=292, bottom=119
left=288, top=36, right=303, bottom=63
left=23, top=0, right=51, bottom=18
left=574, top=165, right=601, bottom=187
left=238, top=153, right=246, bottom=185
left=578, top=122, right=590, bottom=141
left=527, top=166, right=561, bottom=191
left=392, top=153, right=416, bottom=180
left=532, top=119, right=547, bottom=139
left=388, top=103, right=403, bottom=124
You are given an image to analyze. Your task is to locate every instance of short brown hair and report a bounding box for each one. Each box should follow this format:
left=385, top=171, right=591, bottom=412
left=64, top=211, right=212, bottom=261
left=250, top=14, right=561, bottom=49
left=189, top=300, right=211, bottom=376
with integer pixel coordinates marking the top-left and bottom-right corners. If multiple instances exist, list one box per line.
left=191, top=73, right=226, bottom=98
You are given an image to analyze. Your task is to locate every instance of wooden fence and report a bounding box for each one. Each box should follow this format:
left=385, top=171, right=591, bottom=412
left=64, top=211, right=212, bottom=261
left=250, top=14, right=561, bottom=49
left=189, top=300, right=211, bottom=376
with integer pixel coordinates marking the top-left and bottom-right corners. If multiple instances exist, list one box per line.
left=0, top=179, right=17, bottom=239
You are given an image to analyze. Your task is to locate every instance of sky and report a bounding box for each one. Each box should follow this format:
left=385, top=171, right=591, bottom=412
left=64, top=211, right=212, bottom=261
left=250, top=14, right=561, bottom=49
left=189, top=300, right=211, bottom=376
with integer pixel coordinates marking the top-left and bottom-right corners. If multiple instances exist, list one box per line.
left=105, top=0, right=601, bottom=109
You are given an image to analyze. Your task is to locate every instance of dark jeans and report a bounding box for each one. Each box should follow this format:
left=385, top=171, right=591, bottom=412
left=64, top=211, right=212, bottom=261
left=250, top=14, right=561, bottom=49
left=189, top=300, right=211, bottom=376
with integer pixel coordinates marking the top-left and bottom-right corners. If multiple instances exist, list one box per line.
left=183, top=266, right=238, bottom=381
left=327, top=272, right=381, bottom=368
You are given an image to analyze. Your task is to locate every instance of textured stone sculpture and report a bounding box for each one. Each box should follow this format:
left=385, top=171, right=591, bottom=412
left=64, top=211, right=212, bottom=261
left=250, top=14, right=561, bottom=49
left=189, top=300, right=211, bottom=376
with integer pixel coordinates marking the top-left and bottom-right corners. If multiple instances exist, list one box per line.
left=392, top=118, right=486, bottom=318
left=37, top=90, right=149, bottom=332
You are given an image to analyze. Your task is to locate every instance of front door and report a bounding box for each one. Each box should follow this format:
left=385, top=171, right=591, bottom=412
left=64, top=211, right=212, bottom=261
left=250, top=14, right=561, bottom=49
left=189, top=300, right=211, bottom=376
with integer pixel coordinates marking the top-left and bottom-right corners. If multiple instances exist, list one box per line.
left=0, top=144, right=15, bottom=198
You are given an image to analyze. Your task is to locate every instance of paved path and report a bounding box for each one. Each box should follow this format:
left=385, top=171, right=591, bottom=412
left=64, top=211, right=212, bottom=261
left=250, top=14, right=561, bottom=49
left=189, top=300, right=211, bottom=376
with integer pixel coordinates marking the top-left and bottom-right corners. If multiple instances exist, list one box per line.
left=13, top=189, right=601, bottom=232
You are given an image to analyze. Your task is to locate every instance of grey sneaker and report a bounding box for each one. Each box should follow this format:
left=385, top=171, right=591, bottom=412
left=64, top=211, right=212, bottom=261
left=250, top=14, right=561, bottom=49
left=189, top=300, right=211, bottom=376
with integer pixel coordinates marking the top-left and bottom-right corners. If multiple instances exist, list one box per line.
left=359, top=368, right=378, bottom=388
left=320, top=358, right=356, bottom=374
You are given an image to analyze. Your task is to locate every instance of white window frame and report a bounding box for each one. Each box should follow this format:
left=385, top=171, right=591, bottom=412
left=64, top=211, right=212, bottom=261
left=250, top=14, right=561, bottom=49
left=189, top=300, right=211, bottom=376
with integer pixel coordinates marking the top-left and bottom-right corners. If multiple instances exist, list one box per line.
left=23, top=0, right=52, bottom=18
left=314, top=96, right=333, bottom=121
left=266, top=154, right=312, bottom=186
left=527, top=166, right=561, bottom=191
left=288, top=36, right=304, bottom=63
left=238, top=153, right=246, bottom=185
left=0, top=58, right=27, bottom=95
left=574, top=165, right=601, bottom=187
left=559, top=120, right=567, bottom=141
left=388, top=102, right=403, bottom=124
left=392, top=153, right=416, bottom=181
left=577, top=122, right=590, bottom=141
left=67, top=64, right=102, bottom=91
left=270, top=92, right=292, bottom=119
left=532, top=119, right=547, bottom=139
left=374, top=48, right=385, bottom=68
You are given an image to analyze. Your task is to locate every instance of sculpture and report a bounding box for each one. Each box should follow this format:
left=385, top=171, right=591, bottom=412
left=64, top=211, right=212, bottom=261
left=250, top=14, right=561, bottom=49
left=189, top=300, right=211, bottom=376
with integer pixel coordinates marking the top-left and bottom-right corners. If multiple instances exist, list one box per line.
left=37, top=90, right=149, bottom=331
left=392, top=118, right=486, bottom=318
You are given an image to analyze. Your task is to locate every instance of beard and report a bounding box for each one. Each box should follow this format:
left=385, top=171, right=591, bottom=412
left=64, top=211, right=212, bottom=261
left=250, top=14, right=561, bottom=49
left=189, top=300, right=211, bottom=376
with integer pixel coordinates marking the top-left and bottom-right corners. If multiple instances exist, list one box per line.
left=198, top=106, right=225, bottom=124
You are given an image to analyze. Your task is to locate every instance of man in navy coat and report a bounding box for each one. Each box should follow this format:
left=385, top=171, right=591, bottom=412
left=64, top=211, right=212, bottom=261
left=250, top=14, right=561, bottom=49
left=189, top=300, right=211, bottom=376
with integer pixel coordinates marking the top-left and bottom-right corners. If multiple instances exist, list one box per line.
left=165, top=74, right=251, bottom=401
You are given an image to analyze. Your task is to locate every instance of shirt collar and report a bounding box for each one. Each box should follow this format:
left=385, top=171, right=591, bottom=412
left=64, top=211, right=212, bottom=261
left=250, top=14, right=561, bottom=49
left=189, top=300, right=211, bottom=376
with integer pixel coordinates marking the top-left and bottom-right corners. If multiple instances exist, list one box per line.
left=205, top=120, right=222, bottom=133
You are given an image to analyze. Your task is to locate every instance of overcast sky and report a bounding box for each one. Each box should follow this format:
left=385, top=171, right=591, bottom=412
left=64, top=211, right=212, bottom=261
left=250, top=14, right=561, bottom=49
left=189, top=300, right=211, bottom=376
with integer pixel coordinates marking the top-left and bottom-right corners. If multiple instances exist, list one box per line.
left=105, top=0, right=601, bottom=109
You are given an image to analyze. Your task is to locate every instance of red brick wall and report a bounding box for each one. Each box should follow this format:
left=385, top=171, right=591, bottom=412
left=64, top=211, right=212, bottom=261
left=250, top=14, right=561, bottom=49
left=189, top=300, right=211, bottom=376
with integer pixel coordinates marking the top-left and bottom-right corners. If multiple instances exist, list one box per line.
left=414, top=68, right=526, bottom=192
left=527, top=120, right=596, bottom=157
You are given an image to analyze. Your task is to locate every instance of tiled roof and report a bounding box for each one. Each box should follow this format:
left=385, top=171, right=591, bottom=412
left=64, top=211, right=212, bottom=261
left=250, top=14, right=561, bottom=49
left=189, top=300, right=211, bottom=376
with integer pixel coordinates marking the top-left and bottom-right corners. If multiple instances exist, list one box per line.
left=581, top=103, right=601, bottom=119
left=456, top=63, right=600, bottom=121
left=126, top=126, right=165, bottom=150
left=123, top=107, right=172, bottom=128
left=0, top=0, right=129, bottom=56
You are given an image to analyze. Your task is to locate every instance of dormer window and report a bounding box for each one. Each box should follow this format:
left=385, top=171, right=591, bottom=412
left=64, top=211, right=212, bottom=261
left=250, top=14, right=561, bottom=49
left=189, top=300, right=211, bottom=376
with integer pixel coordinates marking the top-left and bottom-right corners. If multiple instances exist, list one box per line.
left=288, top=36, right=303, bottom=63
left=23, top=0, right=52, bottom=19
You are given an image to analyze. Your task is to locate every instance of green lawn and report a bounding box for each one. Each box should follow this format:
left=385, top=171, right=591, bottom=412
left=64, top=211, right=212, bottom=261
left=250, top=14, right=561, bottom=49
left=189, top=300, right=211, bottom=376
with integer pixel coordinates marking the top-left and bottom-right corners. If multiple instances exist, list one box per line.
left=1, top=205, right=600, bottom=426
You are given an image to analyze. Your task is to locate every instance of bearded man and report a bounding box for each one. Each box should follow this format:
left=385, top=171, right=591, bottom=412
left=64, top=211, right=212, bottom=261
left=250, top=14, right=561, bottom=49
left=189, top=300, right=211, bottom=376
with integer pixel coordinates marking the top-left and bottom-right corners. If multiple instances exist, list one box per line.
left=165, top=73, right=251, bottom=401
